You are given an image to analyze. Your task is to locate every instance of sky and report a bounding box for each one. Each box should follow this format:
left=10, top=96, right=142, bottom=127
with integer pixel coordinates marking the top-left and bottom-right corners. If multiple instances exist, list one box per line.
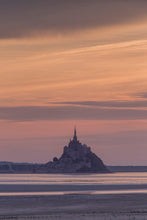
left=0, top=0, right=147, bottom=165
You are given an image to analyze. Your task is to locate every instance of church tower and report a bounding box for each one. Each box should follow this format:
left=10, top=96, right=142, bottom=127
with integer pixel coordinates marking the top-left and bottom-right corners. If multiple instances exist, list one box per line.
left=73, top=126, right=77, bottom=142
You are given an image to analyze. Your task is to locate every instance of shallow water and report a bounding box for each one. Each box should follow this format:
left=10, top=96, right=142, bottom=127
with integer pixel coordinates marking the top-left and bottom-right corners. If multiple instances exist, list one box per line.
left=0, top=172, right=147, bottom=185
left=1, top=172, right=147, bottom=196
left=1, top=189, right=147, bottom=196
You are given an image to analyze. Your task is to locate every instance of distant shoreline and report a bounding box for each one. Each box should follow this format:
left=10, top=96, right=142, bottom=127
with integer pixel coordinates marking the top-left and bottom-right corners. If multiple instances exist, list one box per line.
left=1, top=161, right=147, bottom=173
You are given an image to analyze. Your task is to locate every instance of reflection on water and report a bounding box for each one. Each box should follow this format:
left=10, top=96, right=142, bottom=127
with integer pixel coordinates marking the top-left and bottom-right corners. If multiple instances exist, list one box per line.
left=0, top=172, right=147, bottom=185
left=1, top=189, right=147, bottom=196
left=1, top=173, right=147, bottom=196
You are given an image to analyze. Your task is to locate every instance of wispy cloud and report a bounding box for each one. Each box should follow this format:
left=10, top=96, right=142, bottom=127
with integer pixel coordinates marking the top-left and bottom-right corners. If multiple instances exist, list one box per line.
left=0, top=0, right=147, bottom=39
left=0, top=105, right=147, bottom=121
left=138, top=92, right=147, bottom=99
left=51, top=100, right=147, bottom=108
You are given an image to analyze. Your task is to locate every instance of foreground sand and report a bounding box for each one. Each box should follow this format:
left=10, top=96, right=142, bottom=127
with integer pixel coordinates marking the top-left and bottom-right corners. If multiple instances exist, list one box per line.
left=1, top=193, right=147, bottom=219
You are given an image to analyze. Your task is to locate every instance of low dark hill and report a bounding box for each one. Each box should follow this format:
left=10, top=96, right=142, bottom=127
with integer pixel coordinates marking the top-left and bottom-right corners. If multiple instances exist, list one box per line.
left=0, top=162, right=41, bottom=173
left=108, top=166, right=147, bottom=172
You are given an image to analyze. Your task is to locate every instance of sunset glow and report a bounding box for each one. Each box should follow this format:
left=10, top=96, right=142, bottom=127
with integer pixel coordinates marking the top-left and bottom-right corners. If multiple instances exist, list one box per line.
left=0, top=0, right=147, bottom=165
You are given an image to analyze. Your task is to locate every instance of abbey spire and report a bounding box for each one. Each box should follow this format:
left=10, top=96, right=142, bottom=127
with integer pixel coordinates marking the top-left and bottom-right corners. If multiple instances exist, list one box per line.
left=73, top=126, right=77, bottom=142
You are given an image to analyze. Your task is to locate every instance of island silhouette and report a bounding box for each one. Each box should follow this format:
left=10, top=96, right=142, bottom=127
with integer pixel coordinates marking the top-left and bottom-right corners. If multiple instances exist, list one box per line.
left=37, top=127, right=109, bottom=173
left=0, top=128, right=110, bottom=173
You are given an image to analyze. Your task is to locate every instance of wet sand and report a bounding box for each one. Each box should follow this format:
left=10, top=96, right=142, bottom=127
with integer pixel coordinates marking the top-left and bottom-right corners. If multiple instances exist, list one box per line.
left=1, top=183, right=147, bottom=192
left=1, top=184, right=147, bottom=219
left=1, top=193, right=147, bottom=219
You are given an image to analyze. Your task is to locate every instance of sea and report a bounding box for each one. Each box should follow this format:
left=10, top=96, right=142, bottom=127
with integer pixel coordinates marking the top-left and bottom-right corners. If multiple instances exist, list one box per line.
left=1, top=172, right=147, bottom=196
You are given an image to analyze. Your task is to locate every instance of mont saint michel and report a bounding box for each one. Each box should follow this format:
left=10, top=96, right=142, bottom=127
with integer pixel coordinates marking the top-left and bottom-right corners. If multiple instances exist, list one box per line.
left=38, top=128, right=109, bottom=173
left=0, top=128, right=109, bottom=174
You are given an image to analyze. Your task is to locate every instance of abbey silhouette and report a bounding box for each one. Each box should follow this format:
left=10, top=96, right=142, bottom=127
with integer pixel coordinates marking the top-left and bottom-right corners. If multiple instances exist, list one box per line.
left=38, top=128, right=109, bottom=173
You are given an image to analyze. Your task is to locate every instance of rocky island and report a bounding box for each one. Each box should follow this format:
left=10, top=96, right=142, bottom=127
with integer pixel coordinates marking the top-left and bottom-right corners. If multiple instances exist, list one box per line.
left=0, top=128, right=110, bottom=173
left=38, top=128, right=109, bottom=173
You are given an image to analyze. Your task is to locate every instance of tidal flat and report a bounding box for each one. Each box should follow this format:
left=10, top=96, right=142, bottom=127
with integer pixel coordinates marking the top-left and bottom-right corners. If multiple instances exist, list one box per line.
left=1, top=193, right=147, bottom=220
